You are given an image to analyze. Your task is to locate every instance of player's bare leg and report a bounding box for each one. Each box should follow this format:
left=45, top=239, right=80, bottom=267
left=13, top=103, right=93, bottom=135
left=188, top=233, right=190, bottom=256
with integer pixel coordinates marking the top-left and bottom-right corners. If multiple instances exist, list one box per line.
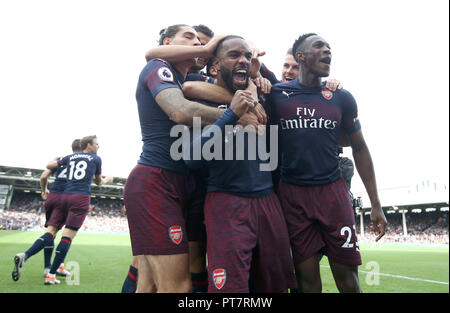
left=46, top=225, right=59, bottom=237
left=189, top=241, right=206, bottom=273
left=294, top=254, right=322, bottom=293
left=147, top=253, right=191, bottom=293
left=135, top=255, right=156, bottom=293
left=328, top=260, right=361, bottom=293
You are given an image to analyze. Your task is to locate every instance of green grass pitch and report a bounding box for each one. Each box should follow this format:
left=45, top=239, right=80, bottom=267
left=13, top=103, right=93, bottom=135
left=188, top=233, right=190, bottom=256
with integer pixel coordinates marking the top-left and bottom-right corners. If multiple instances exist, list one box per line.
left=0, top=230, right=448, bottom=293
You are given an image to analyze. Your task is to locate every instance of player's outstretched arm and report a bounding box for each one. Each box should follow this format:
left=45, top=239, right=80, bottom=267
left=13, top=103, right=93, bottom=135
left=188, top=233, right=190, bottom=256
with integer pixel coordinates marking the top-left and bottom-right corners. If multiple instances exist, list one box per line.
left=46, top=156, right=62, bottom=170
left=349, top=130, right=387, bottom=241
left=94, top=175, right=113, bottom=186
left=182, top=81, right=233, bottom=103
left=145, top=34, right=231, bottom=62
left=182, top=80, right=266, bottom=130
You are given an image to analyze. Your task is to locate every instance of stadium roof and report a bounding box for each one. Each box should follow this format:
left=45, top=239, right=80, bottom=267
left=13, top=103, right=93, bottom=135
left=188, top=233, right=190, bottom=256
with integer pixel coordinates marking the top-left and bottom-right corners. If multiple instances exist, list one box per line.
left=0, top=165, right=125, bottom=199
left=353, top=180, right=449, bottom=211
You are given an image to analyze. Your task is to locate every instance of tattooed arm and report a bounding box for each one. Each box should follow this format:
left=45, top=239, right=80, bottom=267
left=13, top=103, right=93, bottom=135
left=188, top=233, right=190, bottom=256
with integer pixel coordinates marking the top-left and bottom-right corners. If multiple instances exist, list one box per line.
left=155, top=87, right=226, bottom=126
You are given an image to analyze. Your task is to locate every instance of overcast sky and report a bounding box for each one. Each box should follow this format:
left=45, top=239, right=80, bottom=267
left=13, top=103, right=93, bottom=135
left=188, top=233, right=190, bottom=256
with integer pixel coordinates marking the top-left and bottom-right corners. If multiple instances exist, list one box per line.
left=0, top=0, right=448, bottom=200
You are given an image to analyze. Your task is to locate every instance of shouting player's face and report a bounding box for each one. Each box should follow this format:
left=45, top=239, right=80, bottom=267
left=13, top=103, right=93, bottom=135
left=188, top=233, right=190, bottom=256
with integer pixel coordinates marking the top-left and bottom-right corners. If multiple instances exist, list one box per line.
left=216, top=38, right=252, bottom=93
left=299, top=35, right=331, bottom=77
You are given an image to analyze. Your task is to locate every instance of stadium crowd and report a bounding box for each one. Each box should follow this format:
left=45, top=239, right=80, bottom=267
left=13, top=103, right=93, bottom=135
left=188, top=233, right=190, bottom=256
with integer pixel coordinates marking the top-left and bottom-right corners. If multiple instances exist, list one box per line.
left=0, top=192, right=128, bottom=233
left=1, top=192, right=448, bottom=244
left=356, top=211, right=449, bottom=245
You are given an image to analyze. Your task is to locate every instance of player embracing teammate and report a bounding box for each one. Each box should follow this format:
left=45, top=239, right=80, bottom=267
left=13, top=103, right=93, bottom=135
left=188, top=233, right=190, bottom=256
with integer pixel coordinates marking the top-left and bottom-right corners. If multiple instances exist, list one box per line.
left=12, top=135, right=112, bottom=285
left=123, top=25, right=388, bottom=293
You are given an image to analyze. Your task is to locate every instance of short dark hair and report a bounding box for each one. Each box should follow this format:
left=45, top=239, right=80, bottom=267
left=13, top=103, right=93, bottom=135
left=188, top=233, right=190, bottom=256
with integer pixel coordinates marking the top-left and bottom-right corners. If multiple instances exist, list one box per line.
left=158, top=24, right=189, bottom=45
left=213, top=35, right=245, bottom=57
left=292, top=33, right=317, bottom=62
left=80, top=135, right=97, bottom=150
left=193, top=24, right=214, bottom=38
left=71, top=139, right=82, bottom=152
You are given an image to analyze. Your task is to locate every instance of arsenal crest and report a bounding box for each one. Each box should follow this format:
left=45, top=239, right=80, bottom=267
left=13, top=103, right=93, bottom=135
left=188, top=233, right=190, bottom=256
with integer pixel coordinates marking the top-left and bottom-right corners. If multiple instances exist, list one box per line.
left=322, top=89, right=333, bottom=100
left=169, top=226, right=183, bottom=245
left=213, top=268, right=226, bottom=290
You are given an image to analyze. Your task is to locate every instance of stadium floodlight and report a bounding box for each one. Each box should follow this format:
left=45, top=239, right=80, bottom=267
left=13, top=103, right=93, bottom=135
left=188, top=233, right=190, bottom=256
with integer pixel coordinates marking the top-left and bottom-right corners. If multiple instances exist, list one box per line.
left=399, top=209, right=408, bottom=213
left=425, top=208, right=436, bottom=212
left=35, top=191, right=41, bottom=194
left=0, top=172, right=6, bottom=175
left=412, top=209, right=422, bottom=213
left=364, top=211, right=371, bottom=215
left=100, top=196, right=106, bottom=199
left=440, top=207, right=449, bottom=212
left=91, top=195, right=96, bottom=198
left=120, top=197, right=124, bottom=200
left=393, top=206, right=398, bottom=210
left=387, top=210, right=396, bottom=214
left=110, top=196, right=117, bottom=200
left=24, top=190, right=30, bottom=193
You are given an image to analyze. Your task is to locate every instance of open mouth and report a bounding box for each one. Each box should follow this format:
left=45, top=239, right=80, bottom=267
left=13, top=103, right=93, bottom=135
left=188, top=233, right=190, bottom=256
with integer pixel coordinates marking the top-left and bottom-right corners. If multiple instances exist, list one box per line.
left=284, top=76, right=295, bottom=81
left=320, top=56, right=331, bottom=65
left=232, top=68, right=249, bottom=87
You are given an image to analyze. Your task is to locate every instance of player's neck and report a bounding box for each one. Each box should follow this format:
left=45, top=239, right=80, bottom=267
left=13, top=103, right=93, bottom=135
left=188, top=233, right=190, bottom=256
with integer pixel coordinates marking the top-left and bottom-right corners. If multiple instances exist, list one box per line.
left=172, top=61, right=191, bottom=78
left=298, top=71, right=322, bottom=87
left=216, top=77, right=229, bottom=92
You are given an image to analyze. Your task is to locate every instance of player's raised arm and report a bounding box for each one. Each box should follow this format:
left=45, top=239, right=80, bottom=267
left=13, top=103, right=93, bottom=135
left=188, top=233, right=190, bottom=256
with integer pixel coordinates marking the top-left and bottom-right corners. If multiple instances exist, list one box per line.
left=348, top=129, right=387, bottom=241
left=145, top=34, right=231, bottom=62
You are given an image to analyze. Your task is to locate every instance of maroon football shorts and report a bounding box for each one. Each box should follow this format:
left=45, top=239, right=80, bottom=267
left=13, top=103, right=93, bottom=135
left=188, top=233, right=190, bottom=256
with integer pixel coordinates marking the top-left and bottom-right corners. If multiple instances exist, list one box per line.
left=204, top=191, right=297, bottom=293
left=44, top=192, right=67, bottom=230
left=124, top=164, right=195, bottom=256
left=63, top=193, right=91, bottom=231
left=277, top=177, right=362, bottom=266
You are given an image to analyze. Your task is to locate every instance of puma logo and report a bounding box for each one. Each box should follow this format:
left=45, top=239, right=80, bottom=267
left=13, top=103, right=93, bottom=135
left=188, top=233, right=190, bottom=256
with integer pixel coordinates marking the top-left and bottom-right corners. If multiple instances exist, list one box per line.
left=282, top=91, right=294, bottom=98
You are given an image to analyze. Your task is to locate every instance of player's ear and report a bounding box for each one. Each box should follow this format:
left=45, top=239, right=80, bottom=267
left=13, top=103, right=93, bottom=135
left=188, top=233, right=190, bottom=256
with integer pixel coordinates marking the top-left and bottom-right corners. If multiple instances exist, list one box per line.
left=209, top=61, right=219, bottom=76
left=163, top=37, right=171, bottom=45
left=296, top=51, right=305, bottom=62
left=211, top=57, right=220, bottom=73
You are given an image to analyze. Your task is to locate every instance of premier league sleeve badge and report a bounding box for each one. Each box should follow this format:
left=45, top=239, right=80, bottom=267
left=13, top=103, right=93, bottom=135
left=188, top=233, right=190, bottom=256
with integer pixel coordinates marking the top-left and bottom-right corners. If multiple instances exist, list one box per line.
left=158, top=67, right=175, bottom=83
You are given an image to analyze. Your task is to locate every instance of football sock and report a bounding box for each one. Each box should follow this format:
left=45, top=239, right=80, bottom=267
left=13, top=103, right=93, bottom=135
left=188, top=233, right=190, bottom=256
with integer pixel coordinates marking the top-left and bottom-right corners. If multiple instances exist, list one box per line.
left=24, top=232, right=54, bottom=261
left=43, top=242, right=55, bottom=268
left=49, top=236, right=72, bottom=275
left=191, top=270, right=208, bottom=293
left=121, top=264, right=138, bottom=293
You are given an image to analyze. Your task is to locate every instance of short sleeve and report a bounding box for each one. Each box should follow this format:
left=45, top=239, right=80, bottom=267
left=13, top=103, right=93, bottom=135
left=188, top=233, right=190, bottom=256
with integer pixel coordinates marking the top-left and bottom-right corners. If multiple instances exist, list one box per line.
left=57, top=156, right=68, bottom=166
left=340, top=90, right=361, bottom=134
left=95, top=156, right=102, bottom=175
left=145, top=59, right=181, bottom=98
